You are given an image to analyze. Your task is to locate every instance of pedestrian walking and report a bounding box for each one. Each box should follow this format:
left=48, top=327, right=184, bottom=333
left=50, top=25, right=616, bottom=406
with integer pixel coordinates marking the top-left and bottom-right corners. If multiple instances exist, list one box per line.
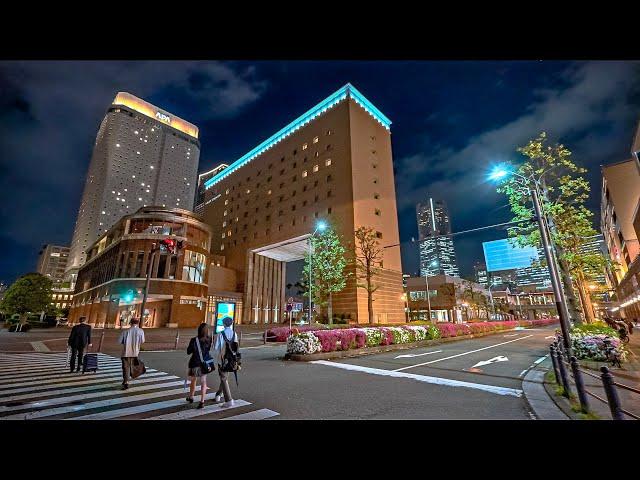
left=118, top=317, right=145, bottom=390
left=214, top=316, right=241, bottom=408
left=67, top=316, right=92, bottom=373
left=186, top=323, right=215, bottom=409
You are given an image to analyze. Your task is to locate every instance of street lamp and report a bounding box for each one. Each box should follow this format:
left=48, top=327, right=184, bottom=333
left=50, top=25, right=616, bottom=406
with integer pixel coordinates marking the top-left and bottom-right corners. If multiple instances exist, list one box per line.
left=489, top=163, right=572, bottom=352
left=307, top=221, right=327, bottom=325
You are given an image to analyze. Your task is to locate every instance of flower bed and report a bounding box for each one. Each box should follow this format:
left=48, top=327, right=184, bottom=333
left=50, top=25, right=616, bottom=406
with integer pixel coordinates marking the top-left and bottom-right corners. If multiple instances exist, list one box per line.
left=569, top=322, right=627, bottom=363
left=285, top=319, right=557, bottom=355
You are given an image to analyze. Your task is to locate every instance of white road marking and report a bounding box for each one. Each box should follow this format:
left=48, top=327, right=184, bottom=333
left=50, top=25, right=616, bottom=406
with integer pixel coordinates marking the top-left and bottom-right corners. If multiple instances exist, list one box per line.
left=395, top=350, right=442, bottom=359
left=0, top=361, right=122, bottom=374
left=145, top=400, right=251, bottom=420
left=222, top=408, right=280, bottom=421
left=0, top=380, right=185, bottom=413
left=0, top=368, right=141, bottom=386
left=533, top=355, right=548, bottom=365
left=471, top=356, right=509, bottom=368
left=312, top=360, right=523, bottom=397
left=0, top=366, right=125, bottom=382
left=0, top=372, right=169, bottom=397
left=544, top=336, right=556, bottom=340
left=393, top=335, right=534, bottom=372
left=0, top=374, right=178, bottom=404
left=519, top=370, right=528, bottom=378
left=2, top=387, right=191, bottom=420
left=503, top=334, right=518, bottom=337
left=30, top=342, right=51, bottom=352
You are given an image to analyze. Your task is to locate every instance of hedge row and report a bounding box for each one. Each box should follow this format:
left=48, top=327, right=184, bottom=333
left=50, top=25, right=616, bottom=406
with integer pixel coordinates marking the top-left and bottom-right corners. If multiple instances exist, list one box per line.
left=285, top=318, right=559, bottom=355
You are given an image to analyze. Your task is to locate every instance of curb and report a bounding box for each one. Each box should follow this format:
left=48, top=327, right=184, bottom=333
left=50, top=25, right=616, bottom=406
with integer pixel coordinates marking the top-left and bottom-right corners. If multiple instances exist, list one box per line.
left=522, top=358, right=569, bottom=420
left=285, top=325, right=555, bottom=361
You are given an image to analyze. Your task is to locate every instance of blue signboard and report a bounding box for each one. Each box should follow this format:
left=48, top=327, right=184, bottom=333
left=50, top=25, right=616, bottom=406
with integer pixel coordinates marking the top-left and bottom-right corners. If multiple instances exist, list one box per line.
left=483, top=238, right=539, bottom=272
left=215, top=302, right=236, bottom=333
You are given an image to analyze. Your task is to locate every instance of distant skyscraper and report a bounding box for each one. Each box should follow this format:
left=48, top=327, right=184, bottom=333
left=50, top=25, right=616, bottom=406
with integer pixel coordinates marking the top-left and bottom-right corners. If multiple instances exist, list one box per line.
left=578, top=233, right=608, bottom=286
left=194, top=163, right=228, bottom=215
left=66, top=92, right=200, bottom=284
left=37, top=244, right=69, bottom=285
left=416, top=198, right=459, bottom=277
left=515, top=245, right=552, bottom=290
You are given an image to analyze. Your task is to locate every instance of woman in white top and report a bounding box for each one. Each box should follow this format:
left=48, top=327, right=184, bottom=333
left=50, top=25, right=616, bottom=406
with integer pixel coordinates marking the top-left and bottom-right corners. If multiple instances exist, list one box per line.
left=214, top=316, right=238, bottom=407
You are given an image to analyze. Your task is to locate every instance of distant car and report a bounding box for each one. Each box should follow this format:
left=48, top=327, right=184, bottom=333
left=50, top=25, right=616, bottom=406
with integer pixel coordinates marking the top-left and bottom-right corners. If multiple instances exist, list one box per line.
left=57, top=318, right=69, bottom=326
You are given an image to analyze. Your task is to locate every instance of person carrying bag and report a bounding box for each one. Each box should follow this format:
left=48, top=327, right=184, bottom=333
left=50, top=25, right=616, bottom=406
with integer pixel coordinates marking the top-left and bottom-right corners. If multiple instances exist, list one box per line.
left=186, top=323, right=214, bottom=409
left=214, top=317, right=241, bottom=408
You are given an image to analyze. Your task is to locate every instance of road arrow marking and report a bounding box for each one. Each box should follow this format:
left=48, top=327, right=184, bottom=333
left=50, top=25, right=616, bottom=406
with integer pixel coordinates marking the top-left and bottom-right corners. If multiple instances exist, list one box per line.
left=395, top=350, right=442, bottom=359
left=471, top=356, right=509, bottom=368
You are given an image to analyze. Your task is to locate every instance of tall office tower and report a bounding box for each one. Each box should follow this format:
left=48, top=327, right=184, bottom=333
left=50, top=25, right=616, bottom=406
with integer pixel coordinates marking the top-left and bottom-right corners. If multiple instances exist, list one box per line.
left=66, top=92, right=200, bottom=284
left=515, top=245, right=552, bottom=290
left=416, top=198, right=459, bottom=277
left=578, top=233, right=608, bottom=286
left=195, top=163, right=228, bottom=215
left=37, top=244, right=70, bottom=285
left=474, top=262, right=489, bottom=287
left=201, top=83, right=405, bottom=324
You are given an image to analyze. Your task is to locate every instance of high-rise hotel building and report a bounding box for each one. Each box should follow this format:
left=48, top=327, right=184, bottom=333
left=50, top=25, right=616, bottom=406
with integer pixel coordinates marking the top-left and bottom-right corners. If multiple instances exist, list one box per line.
left=201, top=83, right=405, bottom=324
left=66, top=93, right=200, bottom=284
left=416, top=198, right=459, bottom=277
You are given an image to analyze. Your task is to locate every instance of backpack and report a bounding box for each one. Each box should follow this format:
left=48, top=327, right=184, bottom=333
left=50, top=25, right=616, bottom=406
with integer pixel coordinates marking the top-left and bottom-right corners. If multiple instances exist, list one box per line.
left=220, top=332, right=242, bottom=385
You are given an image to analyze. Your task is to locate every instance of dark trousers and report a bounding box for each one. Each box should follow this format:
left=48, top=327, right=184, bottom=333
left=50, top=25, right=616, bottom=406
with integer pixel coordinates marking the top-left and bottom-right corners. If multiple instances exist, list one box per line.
left=121, top=357, right=135, bottom=385
left=70, top=347, right=84, bottom=372
left=216, top=369, right=232, bottom=402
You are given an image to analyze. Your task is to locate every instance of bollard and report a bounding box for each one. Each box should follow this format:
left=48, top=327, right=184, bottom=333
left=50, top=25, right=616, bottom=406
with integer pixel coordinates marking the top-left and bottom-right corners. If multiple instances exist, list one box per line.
left=263, top=330, right=267, bottom=345
left=174, top=331, right=180, bottom=350
left=98, top=331, right=105, bottom=353
left=550, top=345, right=561, bottom=385
left=600, top=366, right=625, bottom=420
left=570, top=356, right=590, bottom=414
left=555, top=347, right=572, bottom=398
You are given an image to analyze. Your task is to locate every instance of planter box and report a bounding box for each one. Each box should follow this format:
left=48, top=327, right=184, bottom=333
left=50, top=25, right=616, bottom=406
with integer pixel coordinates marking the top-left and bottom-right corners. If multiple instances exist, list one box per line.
left=286, top=326, right=537, bottom=361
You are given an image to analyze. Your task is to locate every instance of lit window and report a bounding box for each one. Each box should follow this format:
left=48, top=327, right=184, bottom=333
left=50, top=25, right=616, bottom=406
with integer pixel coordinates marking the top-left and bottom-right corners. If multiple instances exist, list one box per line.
left=225, top=199, right=229, bottom=205
left=226, top=189, right=230, bottom=195
left=116, top=144, right=120, bottom=147
left=102, top=211, right=106, bottom=214
left=222, top=233, right=226, bottom=238
left=313, top=137, right=319, bottom=143
left=137, top=151, right=140, bottom=155
left=302, top=171, right=308, bottom=178
left=150, top=166, right=154, bottom=169
left=302, top=143, right=308, bottom=150
left=246, top=189, right=250, bottom=194
left=325, top=158, right=332, bottom=166
left=228, top=230, right=232, bottom=236
left=134, top=130, right=139, bottom=135
left=313, top=165, right=319, bottom=172
left=220, top=244, right=224, bottom=251
left=224, top=210, right=228, bottom=216
left=268, top=190, right=272, bottom=195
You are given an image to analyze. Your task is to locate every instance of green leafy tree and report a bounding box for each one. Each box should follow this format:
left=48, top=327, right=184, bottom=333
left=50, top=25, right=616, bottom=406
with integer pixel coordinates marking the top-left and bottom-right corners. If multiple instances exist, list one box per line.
left=354, top=226, right=384, bottom=324
left=496, top=132, right=612, bottom=324
left=0, top=273, right=53, bottom=324
left=303, top=224, right=349, bottom=326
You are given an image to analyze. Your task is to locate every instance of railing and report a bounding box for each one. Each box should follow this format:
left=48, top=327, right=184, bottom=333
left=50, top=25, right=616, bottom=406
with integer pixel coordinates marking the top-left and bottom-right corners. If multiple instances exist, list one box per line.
left=549, top=340, right=640, bottom=420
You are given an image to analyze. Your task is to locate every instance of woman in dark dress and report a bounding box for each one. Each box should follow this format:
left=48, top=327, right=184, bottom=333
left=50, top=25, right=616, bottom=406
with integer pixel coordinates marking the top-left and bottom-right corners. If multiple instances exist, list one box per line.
left=186, top=323, right=213, bottom=409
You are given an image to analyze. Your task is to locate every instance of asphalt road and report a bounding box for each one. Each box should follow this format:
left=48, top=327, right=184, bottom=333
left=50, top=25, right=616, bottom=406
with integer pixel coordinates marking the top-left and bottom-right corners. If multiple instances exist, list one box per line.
left=139, top=325, right=557, bottom=419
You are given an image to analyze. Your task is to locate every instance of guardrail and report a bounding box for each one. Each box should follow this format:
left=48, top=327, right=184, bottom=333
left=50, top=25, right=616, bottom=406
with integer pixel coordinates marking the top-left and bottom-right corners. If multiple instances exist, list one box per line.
left=550, top=340, right=639, bottom=420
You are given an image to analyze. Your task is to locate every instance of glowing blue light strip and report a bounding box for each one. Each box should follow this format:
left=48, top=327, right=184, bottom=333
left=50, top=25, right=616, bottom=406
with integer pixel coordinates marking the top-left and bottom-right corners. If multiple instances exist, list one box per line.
left=204, top=83, right=391, bottom=190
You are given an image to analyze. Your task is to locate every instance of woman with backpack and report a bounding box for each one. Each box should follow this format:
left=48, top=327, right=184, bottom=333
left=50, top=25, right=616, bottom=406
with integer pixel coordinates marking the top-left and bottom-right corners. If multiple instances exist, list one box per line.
left=186, top=323, right=215, bottom=409
left=214, top=316, right=240, bottom=408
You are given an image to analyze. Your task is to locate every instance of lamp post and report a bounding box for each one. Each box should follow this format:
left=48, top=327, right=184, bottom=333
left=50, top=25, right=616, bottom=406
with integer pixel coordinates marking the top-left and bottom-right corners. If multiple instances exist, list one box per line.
left=307, top=221, right=327, bottom=325
left=489, top=165, right=572, bottom=352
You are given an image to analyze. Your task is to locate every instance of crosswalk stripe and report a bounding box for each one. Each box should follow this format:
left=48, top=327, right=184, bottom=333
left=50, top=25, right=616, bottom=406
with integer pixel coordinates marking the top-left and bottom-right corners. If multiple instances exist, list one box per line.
left=0, top=366, right=126, bottom=382
left=0, top=380, right=186, bottom=413
left=222, top=408, right=279, bottom=421
left=0, top=372, right=170, bottom=397
left=144, top=400, right=251, bottom=420
left=2, top=387, right=191, bottom=420
left=0, top=368, right=157, bottom=387
left=72, top=393, right=222, bottom=420
left=0, top=362, right=123, bottom=374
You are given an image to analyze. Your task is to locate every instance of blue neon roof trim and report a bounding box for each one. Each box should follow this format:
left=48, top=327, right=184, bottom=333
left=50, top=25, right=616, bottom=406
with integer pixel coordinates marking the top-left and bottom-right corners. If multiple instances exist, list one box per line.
left=204, top=83, right=391, bottom=190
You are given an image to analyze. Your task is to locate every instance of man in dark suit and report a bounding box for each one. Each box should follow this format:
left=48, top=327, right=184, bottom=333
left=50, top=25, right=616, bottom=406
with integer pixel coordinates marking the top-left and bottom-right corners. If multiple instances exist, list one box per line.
left=67, top=316, right=92, bottom=373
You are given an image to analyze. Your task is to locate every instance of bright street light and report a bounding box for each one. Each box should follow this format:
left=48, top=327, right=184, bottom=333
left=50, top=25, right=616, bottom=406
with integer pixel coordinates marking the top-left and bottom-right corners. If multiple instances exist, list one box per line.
left=316, top=221, right=327, bottom=232
left=308, top=220, right=327, bottom=325
left=488, top=164, right=513, bottom=181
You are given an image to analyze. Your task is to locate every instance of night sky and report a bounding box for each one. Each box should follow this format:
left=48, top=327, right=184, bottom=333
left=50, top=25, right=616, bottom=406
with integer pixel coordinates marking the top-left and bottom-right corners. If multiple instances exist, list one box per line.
left=1, top=61, right=639, bottom=285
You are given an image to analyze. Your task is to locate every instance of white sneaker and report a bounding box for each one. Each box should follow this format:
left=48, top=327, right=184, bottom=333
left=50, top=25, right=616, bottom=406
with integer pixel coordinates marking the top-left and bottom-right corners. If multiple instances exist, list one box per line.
left=222, top=400, right=235, bottom=408
left=215, top=395, right=222, bottom=402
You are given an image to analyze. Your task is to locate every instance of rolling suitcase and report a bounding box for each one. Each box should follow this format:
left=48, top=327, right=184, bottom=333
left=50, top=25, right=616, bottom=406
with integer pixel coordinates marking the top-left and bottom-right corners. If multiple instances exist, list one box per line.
left=82, top=353, right=98, bottom=373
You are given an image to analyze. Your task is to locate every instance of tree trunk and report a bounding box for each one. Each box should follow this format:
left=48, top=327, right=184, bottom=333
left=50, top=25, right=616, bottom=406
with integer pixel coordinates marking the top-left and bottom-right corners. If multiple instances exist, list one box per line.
left=557, top=254, right=584, bottom=324
left=328, top=292, right=333, bottom=327
left=367, top=266, right=374, bottom=325
left=575, top=277, right=595, bottom=324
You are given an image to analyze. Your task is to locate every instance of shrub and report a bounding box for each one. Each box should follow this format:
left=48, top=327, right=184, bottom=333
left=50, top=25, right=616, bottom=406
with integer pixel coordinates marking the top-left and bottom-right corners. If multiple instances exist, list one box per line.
left=571, top=322, right=618, bottom=338
left=314, top=330, right=340, bottom=352
left=287, top=332, right=322, bottom=354
left=362, top=328, right=385, bottom=347
left=571, top=332, right=628, bottom=362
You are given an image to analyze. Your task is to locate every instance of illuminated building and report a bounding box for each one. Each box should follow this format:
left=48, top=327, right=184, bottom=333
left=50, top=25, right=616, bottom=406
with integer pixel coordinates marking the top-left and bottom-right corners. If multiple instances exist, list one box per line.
left=201, top=83, right=405, bottom=324
left=66, top=92, right=200, bottom=285
left=69, top=207, right=211, bottom=328
left=195, top=163, right=229, bottom=215
left=37, top=244, right=70, bottom=285
left=416, top=198, right=459, bottom=277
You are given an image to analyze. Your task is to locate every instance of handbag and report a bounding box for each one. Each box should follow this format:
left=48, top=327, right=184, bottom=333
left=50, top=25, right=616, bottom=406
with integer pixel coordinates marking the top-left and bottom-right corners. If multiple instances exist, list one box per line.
left=131, top=357, right=146, bottom=379
left=195, top=337, right=214, bottom=374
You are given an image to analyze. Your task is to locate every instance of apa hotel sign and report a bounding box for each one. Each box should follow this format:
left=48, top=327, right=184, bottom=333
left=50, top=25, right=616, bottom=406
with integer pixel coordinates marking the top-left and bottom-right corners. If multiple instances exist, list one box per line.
left=155, top=111, right=171, bottom=124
